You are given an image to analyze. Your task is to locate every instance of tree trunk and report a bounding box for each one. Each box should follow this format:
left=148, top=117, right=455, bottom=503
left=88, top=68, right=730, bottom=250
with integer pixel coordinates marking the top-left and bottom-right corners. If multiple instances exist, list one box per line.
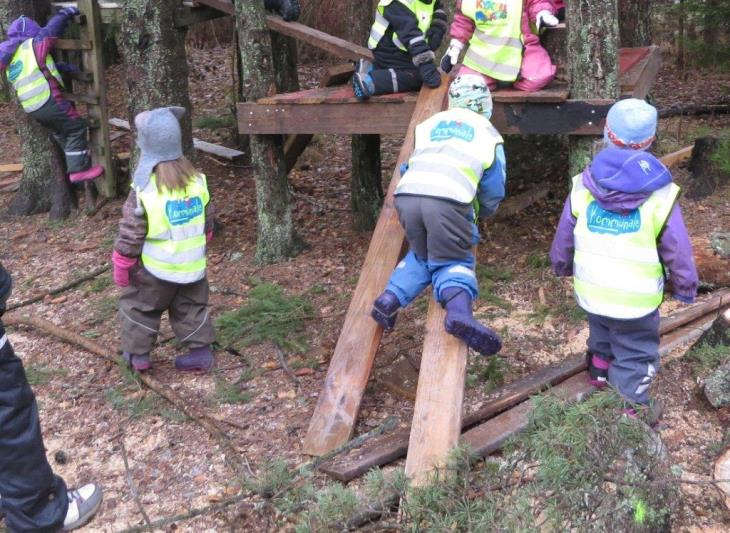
left=270, top=32, right=299, bottom=94
left=566, top=0, right=620, bottom=177
left=618, top=0, right=651, bottom=47
left=119, top=0, right=194, bottom=165
left=235, top=0, right=301, bottom=264
left=686, top=137, right=730, bottom=199
left=0, top=0, right=76, bottom=219
left=348, top=2, right=383, bottom=231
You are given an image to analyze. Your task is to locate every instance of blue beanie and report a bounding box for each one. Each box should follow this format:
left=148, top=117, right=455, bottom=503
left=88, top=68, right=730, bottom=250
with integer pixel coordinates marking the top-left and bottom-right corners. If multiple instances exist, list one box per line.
left=604, top=98, right=657, bottom=150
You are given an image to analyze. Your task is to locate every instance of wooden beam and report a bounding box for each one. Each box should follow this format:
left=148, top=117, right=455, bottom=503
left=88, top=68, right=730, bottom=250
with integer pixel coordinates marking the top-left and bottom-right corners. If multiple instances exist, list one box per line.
left=173, top=5, right=227, bottom=27
left=238, top=98, right=612, bottom=136
left=659, top=145, right=694, bottom=170
left=55, top=39, right=93, bottom=50
left=302, top=77, right=450, bottom=456
left=626, top=46, right=661, bottom=99
left=404, top=294, right=469, bottom=486
left=319, top=353, right=586, bottom=482
left=0, top=164, right=23, bottom=173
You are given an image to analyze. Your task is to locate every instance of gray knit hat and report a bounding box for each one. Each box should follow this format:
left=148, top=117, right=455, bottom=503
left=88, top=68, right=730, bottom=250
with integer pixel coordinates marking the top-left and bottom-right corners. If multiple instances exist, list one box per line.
left=132, top=106, right=186, bottom=191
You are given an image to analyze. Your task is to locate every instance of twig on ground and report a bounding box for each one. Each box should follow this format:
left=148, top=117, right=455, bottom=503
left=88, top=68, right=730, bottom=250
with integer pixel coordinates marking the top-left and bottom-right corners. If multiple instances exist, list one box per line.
left=274, top=343, right=300, bottom=385
left=117, top=493, right=253, bottom=533
left=6, top=265, right=111, bottom=311
left=289, top=188, right=349, bottom=212
left=119, top=433, right=153, bottom=530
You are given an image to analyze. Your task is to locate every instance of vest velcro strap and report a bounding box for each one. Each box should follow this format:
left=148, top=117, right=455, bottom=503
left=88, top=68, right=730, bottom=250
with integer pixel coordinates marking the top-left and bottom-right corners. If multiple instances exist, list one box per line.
left=464, top=48, right=521, bottom=78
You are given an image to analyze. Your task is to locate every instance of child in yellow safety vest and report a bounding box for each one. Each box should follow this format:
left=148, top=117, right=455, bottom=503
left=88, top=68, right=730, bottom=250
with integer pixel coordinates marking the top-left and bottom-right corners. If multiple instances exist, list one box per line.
left=0, top=9, right=103, bottom=183
left=353, top=0, right=447, bottom=99
left=112, top=107, right=216, bottom=373
left=440, top=0, right=559, bottom=92
left=550, top=99, right=699, bottom=422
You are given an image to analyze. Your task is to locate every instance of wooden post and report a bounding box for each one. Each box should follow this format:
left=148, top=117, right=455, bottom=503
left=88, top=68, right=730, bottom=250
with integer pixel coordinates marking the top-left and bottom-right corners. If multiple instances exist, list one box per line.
left=302, top=78, right=449, bottom=456
left=566, top=0, right=620, bottom=177
left=404, top=296, right=469, bottom=486
left=349, top=2, right=382, bottom=231
left=78, top=0, right=116, bottom=198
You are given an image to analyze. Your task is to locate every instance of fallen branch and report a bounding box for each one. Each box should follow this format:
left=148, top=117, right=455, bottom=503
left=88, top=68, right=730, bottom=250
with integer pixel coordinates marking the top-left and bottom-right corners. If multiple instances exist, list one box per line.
left=659, top=103, right=730, bottom=118
left=119, top=433, right=153, bottom=530
left=117, top=493, right=253, bottom=533
left=3, top=314, right=250, bottom=488
left=6, top=265, right=111, bottom=311
left=274, top=343, right=300, bottom=386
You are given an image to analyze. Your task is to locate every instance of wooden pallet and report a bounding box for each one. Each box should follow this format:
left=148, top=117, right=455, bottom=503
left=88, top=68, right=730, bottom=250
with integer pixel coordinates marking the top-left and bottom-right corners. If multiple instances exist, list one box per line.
left=302, top=77, right=449, bottom=456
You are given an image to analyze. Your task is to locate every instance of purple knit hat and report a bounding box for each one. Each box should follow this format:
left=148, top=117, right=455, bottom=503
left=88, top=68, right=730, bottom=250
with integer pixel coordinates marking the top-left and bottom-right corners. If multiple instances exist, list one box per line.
left=0, top=17, right=41, bottom=60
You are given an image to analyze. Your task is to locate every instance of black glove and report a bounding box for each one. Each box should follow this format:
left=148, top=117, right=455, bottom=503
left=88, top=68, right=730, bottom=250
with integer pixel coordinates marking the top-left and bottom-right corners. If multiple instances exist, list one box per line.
left=418, top=61, right=441, bottom=88
left=426, top=26, right=445, bottom=52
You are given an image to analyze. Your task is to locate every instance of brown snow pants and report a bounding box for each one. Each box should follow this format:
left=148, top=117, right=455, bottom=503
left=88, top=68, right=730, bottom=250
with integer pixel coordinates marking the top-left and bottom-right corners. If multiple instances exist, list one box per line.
left=118, top=267, right=215, bottom=355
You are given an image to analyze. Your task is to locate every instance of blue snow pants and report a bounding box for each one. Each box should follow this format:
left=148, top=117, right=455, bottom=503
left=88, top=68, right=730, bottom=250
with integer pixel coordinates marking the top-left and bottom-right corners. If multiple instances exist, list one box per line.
left=587, top=309, right=661, bottom=405
left=386, top=195, right=479, bottom=306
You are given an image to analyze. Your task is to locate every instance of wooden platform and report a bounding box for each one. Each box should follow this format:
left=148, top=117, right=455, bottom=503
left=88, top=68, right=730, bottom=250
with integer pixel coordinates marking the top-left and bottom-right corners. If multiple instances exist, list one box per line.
left=238, top=46, right=660, bottom=137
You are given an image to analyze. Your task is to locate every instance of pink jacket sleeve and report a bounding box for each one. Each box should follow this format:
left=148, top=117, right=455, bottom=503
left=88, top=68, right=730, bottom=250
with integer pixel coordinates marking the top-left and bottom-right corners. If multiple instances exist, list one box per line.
left=450, top=0, right=475, bottom=44
left=526, top=0, right=556, bottom=22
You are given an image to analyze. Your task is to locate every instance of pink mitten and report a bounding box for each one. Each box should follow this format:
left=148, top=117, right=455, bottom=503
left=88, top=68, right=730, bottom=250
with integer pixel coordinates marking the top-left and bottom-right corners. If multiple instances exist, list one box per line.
left=112, top=250, right=138, bottom=288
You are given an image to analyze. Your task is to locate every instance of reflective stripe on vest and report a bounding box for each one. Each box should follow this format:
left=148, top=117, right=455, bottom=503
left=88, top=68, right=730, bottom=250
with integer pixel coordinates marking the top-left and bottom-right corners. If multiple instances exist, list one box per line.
left=368, top=0, right=435, bottom=52
left=6, top=39, right=64, bottom=113
left=395, top=108, right=503, bottom=213
left=461, top=0, right=523, bottom=82
left=139, top=173, right=210, bottom=284
left=569, top=173, right=680, bottom=319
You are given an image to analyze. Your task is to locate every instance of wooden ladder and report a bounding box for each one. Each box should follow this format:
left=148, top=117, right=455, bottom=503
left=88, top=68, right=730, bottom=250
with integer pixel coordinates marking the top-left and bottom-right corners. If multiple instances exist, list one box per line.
left=54, top=0, right=115, bottom=198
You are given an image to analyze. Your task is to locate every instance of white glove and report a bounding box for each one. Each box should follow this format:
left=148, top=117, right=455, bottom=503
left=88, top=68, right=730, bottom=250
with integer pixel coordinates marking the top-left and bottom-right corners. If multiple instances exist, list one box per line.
left=440, top=39, right=465, bottom=73
left=536, top=10, right=559, bottom=31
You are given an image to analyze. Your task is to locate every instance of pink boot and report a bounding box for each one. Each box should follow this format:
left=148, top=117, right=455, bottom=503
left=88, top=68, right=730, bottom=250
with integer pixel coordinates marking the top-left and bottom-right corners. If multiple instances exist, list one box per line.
left=69, top=165, right=104, bottom=183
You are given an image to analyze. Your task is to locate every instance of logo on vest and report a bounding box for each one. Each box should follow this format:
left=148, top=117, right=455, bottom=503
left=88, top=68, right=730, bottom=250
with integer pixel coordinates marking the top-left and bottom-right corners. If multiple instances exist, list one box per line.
left=430, top=120, right=475, bottom=142
left=475, top=1, right=508, bottom=22
left=165, top=197, right=203, bottom=226
left=7, top=61, right=22, bottom=82
left=586, top=201, right=641, bottom=235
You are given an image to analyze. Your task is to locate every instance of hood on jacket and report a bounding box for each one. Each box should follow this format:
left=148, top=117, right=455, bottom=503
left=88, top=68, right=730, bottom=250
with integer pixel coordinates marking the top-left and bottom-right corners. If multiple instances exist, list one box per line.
left=583, top=147, right=672, bottom=212
left=0, top=16, right=41, bottom=63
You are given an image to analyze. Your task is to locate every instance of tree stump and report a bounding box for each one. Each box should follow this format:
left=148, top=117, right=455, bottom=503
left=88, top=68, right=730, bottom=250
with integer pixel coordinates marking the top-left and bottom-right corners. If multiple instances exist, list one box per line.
left=692, top=235, right=730, bottom=287
left=686, top=137, right=730, bottom=199
left=691, top=308, right=730, bottom=409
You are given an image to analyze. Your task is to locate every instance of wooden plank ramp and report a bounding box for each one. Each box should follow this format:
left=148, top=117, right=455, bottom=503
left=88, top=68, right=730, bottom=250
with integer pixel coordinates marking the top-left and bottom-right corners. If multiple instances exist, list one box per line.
left=302, top=77, right=450, bottom=456
left=404, top=294, right=469, bottom=486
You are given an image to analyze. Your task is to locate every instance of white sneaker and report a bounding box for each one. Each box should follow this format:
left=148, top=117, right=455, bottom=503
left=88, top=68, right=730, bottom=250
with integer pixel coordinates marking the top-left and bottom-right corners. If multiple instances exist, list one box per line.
left=63, top=483, right=103, bottom=531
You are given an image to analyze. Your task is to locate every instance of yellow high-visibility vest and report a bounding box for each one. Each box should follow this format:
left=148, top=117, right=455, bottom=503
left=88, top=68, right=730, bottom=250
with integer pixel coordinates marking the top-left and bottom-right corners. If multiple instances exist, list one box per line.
left=395, top=107, right=503, bottom=216
left=461, top=0, right=524, bottom=82
left=138, top=173, right=210, bottom=284
left=6, top=38, right=64, bottom=113
left=368, top=0, right=435, bottom=52
left=570, top=173, right=680, bottom=319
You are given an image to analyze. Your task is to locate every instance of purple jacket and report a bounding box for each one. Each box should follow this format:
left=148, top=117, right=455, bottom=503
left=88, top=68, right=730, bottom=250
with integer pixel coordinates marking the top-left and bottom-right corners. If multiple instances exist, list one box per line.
left=0, top=12, right=79, bottom=118
left=550, top=148, right=699, bottom=304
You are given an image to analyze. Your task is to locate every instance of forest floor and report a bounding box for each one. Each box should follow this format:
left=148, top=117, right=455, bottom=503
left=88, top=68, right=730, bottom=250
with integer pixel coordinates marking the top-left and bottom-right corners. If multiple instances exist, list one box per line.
left=0, top=46, right=729, bottom=532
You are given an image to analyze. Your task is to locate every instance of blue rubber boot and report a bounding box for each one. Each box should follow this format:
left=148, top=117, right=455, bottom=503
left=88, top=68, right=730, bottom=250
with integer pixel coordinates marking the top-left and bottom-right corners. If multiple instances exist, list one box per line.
left=442, top=287, right=502, bottom=356
left=352, top=72, right=375, bottom=101
left=371, top=290, right=401, bottom=330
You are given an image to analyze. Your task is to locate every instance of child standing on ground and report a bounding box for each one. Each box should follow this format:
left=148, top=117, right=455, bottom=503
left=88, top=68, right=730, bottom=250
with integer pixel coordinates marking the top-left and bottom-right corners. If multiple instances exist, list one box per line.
left=550, top=99, right=698, bottom=419
left=371, top=74, right=505, bottom=355
left=440, top=0, right=558, bottom=92
left=112, top=107, right=215, bottom=373
left=0, top=8, right=103, bottom=183
left=353, top=0, right=447, bottom=99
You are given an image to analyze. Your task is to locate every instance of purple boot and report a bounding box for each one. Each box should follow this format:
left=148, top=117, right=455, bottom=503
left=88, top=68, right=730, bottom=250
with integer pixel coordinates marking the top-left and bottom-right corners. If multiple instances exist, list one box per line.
left=122, top=352, right=151, bottom=372
left=175, top=345, right=214, bottom=372
left=442, top=287, right=502, bottom=356
left=371, top=290, right=401, bottom=330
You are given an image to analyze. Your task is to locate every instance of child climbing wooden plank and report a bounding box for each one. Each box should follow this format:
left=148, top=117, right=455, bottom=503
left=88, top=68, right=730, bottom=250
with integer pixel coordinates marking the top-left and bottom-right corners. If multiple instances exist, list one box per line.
left=352, top=0, right=447, bottom=99
left=440, top=0, right=559, bottom=92
left=0, top=8, right=104, bottom=183
left=371, top=74, right=505, bottom=356
left=550, top=98, right=699, bottom=426
left=112, top=107, right=216, bottom=373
